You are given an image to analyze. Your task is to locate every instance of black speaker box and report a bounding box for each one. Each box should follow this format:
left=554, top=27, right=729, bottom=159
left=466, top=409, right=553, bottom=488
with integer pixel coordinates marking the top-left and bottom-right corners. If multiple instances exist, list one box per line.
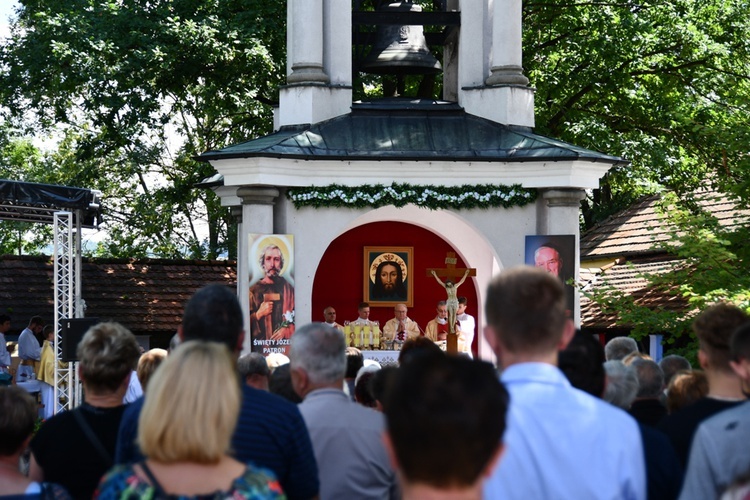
left=61, top=318, right=100, bottom=362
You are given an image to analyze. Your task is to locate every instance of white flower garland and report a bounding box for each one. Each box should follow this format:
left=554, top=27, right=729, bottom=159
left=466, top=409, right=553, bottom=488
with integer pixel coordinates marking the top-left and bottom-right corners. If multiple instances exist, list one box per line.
left=286, top=183, right=536, bottom=210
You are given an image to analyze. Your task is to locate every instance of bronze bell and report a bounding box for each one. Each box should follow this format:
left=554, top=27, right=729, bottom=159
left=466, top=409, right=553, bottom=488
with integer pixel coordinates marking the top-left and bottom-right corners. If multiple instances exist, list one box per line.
left=361, top=1, right=442, bottom=75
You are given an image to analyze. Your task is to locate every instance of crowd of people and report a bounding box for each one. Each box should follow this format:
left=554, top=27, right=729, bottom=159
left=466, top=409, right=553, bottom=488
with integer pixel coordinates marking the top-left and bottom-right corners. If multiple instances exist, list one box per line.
left=1, top=265, right=749, bottom=499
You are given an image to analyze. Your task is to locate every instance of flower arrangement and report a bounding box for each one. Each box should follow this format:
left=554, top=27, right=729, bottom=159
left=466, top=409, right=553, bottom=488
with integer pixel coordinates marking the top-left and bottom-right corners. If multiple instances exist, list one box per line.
left=286, top=183, right=536, bottom=210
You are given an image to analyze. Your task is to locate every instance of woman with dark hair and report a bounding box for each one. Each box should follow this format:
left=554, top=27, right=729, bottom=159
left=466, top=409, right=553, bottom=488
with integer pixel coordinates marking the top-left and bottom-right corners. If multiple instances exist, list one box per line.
left=0, top=386, right=70, bottom=498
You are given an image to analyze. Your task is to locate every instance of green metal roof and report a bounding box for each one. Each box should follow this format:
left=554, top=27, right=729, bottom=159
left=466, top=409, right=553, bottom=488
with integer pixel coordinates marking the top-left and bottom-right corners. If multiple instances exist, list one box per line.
left=198, top=99, right=627, bottom=165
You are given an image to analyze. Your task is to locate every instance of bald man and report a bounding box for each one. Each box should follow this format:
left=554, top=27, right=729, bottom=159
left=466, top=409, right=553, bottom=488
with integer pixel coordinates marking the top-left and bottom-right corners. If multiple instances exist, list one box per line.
left=323, top=306, right=344, bottom=333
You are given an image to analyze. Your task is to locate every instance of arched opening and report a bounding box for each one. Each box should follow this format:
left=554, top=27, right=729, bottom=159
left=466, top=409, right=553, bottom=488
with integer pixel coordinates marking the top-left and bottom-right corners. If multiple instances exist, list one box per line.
left=312, top=220, right=484, bottom=356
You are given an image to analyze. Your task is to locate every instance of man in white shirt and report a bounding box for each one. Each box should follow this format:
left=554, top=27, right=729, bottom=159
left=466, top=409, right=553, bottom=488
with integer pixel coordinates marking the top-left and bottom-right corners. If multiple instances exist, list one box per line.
left=457, top=296, right=475, bottom=357
left=483, top=266, right=646, bottom=500
left=0, top=314, right=12, bottom=374
left=18, top=315, right=44, bottom=381
left=350, top=302, right=376, bottom=326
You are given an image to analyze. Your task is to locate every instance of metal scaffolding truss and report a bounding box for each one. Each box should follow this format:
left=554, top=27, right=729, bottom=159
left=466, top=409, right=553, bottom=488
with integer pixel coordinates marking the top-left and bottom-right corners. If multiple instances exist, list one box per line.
left=0, top=179, right=101, bottom=414
left=53, top=212, right=84, bottom=411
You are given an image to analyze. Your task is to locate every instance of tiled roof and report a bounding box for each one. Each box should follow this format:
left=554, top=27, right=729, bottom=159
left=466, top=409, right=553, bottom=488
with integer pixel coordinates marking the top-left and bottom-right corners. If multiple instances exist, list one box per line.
left=579, top=256, right=690, bottom=330
left=0, top=255, right=236, bottom=344
left=579, top=187, right=749, bottom=330
left=198, top=99, right=627, bottom=165
left=580, top=188, right=750, bottom=259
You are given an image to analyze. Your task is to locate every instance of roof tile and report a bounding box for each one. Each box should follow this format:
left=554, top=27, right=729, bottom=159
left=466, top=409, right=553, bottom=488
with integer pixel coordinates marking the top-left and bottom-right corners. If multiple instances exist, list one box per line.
left=0, top=255, right=236, bottom=339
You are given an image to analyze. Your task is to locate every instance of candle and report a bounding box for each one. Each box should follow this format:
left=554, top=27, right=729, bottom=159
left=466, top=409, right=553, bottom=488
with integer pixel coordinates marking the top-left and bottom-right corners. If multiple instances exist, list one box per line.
left=354, top=325, right=362, bottom=347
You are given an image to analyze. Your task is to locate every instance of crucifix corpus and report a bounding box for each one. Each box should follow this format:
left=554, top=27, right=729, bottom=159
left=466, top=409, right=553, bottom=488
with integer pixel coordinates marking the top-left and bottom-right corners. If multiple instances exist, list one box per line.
left=427, top=252, right=476, bottom=354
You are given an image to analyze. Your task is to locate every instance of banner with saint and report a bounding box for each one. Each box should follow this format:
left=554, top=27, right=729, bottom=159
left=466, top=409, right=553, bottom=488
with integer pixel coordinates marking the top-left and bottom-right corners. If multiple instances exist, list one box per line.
left=249, top=234, right=295, bottom=355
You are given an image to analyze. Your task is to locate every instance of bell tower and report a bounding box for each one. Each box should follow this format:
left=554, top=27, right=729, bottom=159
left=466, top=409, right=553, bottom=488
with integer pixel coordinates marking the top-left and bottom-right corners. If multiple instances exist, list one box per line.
left=279, top=0, right=535, bottom=129
left=278, top=0, right=354, bottom=128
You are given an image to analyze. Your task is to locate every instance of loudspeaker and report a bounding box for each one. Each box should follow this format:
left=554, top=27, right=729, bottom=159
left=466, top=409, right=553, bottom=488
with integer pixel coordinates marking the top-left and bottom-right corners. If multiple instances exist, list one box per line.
left=61, top=318, right=100, bottom=362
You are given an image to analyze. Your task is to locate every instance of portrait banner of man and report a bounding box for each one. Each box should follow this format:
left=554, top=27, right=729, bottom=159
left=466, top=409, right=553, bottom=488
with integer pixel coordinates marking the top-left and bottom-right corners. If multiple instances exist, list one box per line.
left=525, top=235, right=575, bottom=315
left=363, top=246, right=413, bottom=307
left=249, top=234, right=296, bottom=356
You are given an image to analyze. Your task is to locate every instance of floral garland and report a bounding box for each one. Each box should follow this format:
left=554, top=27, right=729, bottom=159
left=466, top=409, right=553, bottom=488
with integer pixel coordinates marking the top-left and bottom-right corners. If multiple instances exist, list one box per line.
left=286, top=183, right=537, bottom=210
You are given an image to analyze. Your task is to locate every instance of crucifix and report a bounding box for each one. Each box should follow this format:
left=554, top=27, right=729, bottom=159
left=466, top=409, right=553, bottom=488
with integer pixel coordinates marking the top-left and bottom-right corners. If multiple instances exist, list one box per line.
left=426, top=252, right=476, bottom=354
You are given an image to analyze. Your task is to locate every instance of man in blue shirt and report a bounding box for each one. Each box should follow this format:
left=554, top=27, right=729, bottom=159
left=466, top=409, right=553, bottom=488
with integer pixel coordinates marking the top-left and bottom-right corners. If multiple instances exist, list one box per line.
left=17, top=316, right=44, bottom=381
left=115, top=284, right=319, bottom=500
left=482, top=266, right=646, bottom=499
left=0, top=315, right=12, bottom=374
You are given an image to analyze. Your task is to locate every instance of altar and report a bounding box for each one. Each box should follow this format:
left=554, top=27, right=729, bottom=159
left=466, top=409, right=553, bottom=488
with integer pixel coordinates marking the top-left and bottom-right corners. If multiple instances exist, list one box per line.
left=362, top=350, right=400, bottom=367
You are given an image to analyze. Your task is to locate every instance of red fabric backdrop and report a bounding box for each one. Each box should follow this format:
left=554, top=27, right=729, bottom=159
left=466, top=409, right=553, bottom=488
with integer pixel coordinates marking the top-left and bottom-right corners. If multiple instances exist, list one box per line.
left=311, top=221, right=480, bottom=354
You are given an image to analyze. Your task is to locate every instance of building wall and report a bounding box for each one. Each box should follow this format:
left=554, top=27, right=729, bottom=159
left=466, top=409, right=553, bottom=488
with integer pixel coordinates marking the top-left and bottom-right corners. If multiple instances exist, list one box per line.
left=311, top=220, right=479, bottom=353
left=283, top=198, right=538, bottom=360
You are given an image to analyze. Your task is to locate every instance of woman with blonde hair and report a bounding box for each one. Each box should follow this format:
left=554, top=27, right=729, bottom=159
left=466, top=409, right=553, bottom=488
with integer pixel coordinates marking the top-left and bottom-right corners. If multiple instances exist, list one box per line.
left=95, top=341, right=285, bottom=499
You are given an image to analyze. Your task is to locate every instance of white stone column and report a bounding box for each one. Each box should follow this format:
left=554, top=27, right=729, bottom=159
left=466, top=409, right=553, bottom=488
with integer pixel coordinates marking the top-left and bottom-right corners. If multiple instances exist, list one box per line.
left=485, top=0, right=529, bottom=86
left=231, top=206, right=247, bottom=351
left=287, top=0, right=329, bottom=84
left=237, top=187, right=280, bottom=354
left=457, top=0, right=491, bottom=90
left=278, top=0, right=351, bottom=127
left=458, top=0, right=534, bottom=127
left=323, top=0, right=351, bottom=85
left=541, top=189, right=586, bottom=326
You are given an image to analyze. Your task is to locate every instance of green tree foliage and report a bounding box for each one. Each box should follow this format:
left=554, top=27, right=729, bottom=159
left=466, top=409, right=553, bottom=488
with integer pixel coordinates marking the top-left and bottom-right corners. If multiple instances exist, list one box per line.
left=1, top=0, right=286, bottom=258
left=522, top=0, right=750, bottom=227
left=582, top=192, right=750, bottom=356
left=0, top=124, right=53, bottom=254
left=539, top=0, right=750, bottom=345
left=2, top=0, right=749, bottom=262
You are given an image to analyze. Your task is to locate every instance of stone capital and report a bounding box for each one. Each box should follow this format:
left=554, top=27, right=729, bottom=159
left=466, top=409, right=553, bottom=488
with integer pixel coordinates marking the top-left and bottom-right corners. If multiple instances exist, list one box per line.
left=541, top=188, right=587, bottom=207
left=237, top=187, right=280, bottom=206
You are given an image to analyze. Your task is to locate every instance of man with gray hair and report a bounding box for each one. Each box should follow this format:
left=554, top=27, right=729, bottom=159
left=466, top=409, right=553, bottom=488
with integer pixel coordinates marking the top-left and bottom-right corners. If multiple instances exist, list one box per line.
left=605, top=336, right=639, bottom=361
left=237, top=352, right=270, bottom=391
left=290, top=323, right=398, bottom=499
left=603, top=360, right=640, bottom=410
left=603, top=361, right=683, bottom=499
left=249, top=244, right=295, bottom=342
left=629, top=358, right=668, bottom=426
